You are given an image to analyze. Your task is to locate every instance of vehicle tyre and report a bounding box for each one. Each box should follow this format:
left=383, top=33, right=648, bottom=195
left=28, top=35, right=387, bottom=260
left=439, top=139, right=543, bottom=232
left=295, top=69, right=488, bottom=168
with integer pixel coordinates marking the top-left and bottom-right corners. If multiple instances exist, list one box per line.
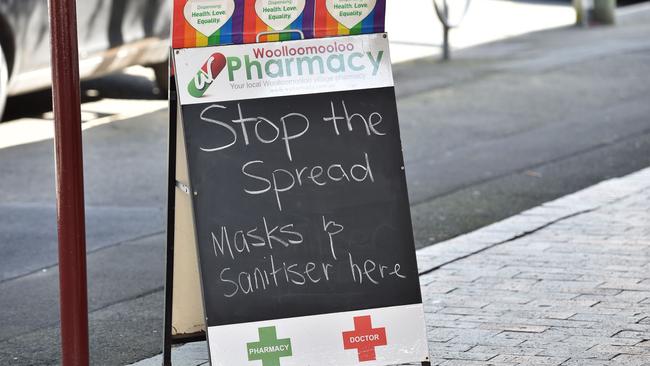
left=0, top=44, right=8, bottom=121
left=151, top=61, right=169, bottom=96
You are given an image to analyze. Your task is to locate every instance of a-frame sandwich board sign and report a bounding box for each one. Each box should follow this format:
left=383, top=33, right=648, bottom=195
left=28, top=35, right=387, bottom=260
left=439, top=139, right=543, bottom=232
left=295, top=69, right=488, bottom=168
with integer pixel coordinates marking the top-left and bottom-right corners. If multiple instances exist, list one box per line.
left=163, top=1, right=430, bottom=366
left=164, top=34, right=432, bottom=366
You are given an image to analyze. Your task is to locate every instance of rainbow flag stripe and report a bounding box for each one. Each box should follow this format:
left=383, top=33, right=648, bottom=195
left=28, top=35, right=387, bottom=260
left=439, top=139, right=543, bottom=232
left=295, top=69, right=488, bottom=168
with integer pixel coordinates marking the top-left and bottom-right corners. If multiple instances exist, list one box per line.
left=243, top=0, right=314, bottom=43
left=172, top=0, right=244, bottom=48
left=314, top=0, right=385, bottom=37
left=172, top=0, right=384, bottom=49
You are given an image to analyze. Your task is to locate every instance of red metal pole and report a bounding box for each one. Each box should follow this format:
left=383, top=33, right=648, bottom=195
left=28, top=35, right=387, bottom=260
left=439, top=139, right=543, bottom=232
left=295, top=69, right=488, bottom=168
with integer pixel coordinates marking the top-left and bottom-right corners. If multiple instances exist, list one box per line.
left=48, top=0, right=90, bottom=365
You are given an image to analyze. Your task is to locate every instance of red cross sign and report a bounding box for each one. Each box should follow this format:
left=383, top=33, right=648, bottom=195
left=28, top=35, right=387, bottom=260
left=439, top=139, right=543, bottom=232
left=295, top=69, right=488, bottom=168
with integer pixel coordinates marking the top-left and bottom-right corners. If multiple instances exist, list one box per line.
left=342, top=315, right=388, bottom=362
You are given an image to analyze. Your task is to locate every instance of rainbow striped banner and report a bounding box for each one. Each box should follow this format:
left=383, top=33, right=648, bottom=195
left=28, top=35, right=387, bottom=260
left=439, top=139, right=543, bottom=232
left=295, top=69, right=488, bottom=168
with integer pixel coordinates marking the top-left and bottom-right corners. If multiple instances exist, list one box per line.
left=243, top=0, right=315, bottom=43
left=314, top=0, right=385, bottom=37
left=172, top=0, right=385, bottom=48
left=173, top=0, right=244, bottom=48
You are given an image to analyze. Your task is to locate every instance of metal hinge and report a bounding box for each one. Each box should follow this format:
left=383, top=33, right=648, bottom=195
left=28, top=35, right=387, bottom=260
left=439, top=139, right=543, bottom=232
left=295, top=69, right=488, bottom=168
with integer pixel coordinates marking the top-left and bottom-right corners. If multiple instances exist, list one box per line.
left=175, top=180, right=190, bottom=195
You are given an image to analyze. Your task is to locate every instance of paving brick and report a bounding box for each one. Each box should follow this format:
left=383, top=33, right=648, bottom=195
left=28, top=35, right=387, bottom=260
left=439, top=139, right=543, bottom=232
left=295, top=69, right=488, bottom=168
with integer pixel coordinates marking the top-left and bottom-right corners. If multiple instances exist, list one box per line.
left=535, top=346, right=593, bottom=358
left=559, top=359, right=611, bottom=366
left=559, top=335, right=641, bottom=347
left=615, top=291, right=650, bottom=303
left=438, top=361, right=516, bottom=366
left=587, top=344, right=646, bottom=356
left=439, top=307, right=496, bottom=316
left=611, top=330, right=650, bottom=339
left=428, top=320, right=482, bottom=330
left=477, top=324, right=549, bottom=333
left=429, top=351, right=498, bottom=361
left=489, top=354, right=569, bottom=365
left=608, top=354, right=650, bottom=365
left=429, top=343, right=475, bottom=353
left=425, top=328, right=457, bottom=343
left=468, top=345, right=542, bottom=356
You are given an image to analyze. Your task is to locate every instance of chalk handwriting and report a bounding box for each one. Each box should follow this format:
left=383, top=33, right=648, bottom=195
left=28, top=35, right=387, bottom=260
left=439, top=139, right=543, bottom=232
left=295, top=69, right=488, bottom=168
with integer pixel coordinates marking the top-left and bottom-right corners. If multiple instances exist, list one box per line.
left=322, top=216, right=344, bottom=260
left=348, top=252, right=406, bottom=285
left=322, top=100, right=385, bottom=136
left=198, top=103, right=309, bottom=161
left=211, top=217, right=303, bottom=260
left=219, top=255, right=334, bottom=297
left=241, top=153, right=374, bottom=211
left=198, top=100, right=385, bottom=160
left=195, top=96, right=411, bottom=300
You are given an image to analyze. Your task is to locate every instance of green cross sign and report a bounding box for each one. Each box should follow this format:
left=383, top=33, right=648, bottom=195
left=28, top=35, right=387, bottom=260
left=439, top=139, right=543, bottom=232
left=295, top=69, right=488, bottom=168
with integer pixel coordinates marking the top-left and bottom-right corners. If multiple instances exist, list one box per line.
left=247, top=326, right=293, bottom=366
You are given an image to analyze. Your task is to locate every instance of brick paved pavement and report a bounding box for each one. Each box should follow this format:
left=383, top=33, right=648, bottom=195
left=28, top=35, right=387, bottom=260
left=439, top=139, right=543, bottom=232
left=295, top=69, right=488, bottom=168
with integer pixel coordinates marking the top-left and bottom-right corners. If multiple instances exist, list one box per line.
left=416, top=168, right=650, bottom=365
left=131, top=168, right=650, bottom=365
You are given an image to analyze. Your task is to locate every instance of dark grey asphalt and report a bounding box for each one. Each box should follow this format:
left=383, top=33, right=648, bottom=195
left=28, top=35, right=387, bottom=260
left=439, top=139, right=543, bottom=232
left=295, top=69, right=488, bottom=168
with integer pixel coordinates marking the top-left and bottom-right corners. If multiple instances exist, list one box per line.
left=397, top=18, right=650, bottom=245
left=1, top=8, right=649, bottom=365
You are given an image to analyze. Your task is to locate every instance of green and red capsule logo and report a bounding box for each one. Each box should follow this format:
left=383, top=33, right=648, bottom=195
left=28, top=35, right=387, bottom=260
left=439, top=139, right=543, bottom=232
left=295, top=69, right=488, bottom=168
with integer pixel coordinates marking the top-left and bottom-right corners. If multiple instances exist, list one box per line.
left=187, top=52, right=227, bottom=98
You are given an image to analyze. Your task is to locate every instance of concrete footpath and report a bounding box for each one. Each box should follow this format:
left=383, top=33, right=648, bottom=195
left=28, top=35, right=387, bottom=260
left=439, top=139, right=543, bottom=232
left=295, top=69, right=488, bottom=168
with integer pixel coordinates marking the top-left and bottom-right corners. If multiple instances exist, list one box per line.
left=131, top=169, right=650, bottom=365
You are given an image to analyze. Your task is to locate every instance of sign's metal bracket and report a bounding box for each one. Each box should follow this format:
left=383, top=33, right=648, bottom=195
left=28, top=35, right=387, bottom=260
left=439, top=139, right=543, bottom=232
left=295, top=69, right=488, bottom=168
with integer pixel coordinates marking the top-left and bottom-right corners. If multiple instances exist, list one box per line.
left=176, top=180, right=191, bottom=195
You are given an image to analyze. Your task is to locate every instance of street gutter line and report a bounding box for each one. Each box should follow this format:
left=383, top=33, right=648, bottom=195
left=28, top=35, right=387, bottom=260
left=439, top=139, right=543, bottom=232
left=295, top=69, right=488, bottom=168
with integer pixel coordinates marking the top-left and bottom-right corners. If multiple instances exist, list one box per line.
left=417, top=186, right=649, bottom=276
left=417, top=209, right=595, bottom=276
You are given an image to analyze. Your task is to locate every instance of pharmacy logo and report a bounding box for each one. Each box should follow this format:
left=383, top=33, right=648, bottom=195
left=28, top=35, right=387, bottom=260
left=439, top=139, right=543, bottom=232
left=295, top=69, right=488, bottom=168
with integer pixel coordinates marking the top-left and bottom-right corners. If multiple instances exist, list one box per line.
left=187, top=52, right=227, bottom=98
left=342, top=315, right=387, bottom=362
left=247, top=326, right=292, bottom=366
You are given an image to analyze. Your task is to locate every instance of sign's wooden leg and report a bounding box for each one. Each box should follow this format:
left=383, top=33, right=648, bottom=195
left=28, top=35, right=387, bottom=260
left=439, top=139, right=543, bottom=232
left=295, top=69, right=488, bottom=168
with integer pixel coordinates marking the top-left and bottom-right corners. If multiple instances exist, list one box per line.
left=422, top=361, right=432, bottom=366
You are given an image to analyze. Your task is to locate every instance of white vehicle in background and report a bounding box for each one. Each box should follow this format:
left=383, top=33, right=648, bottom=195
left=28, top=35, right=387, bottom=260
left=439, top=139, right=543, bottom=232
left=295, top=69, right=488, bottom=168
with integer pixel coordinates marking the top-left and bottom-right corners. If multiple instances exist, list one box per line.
left=0, top=0, right=171, bottom=120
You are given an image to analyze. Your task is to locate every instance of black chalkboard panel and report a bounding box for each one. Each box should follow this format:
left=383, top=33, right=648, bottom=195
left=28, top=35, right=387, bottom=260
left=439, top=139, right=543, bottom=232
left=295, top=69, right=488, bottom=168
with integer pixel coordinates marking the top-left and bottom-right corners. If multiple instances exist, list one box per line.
left=181, top=87, right=421, bottom=327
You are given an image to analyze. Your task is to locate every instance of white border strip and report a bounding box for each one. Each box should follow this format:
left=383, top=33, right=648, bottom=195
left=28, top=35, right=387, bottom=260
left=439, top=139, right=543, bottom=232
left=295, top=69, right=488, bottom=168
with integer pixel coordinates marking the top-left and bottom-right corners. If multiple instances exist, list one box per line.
left=207, top=304, right=429, bottom=366
left=174, top=34, right=394, bottom=105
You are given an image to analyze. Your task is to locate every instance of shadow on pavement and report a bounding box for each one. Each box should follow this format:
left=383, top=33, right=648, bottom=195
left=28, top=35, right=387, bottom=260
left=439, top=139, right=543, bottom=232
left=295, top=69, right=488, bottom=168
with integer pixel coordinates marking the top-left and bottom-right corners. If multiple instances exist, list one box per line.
left=2, top=70, right=164, bottom=123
